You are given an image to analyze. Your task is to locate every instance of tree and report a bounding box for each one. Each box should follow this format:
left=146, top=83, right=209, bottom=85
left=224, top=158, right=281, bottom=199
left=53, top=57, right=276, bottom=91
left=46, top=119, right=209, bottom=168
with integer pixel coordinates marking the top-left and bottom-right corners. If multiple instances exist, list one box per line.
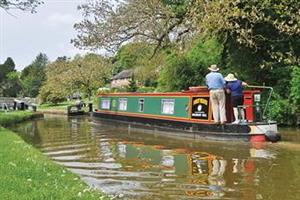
left=73, top=0, right=196, bottom=55
left=38, top=59, right=71, bottom=104
left=70, top=53, right=112, bottom=101
left=20, top=53, right=48, bottom=97
left=290, top=66, right=300, bottom=115
left=3, top=71, right=22, bottom=97
left=0, top=0, right=42, bottom=13
left=112, top=42, right=166, bottom=87
left=113, top=43, right=151, bottom=72
left=39, top=54, right=112, bottom=103
left=158, top=53, right=193, bottom=91
left=193, top=0, right=300, bottom=66
left=158, top=38, right=223, bottom=91
left=73, top=0, right=300, bottom=66
left=127, top=76, right=137, bottom=92
left=0, top=57, right=21, bottom=97
left=0, top=57, right=15, bottom=82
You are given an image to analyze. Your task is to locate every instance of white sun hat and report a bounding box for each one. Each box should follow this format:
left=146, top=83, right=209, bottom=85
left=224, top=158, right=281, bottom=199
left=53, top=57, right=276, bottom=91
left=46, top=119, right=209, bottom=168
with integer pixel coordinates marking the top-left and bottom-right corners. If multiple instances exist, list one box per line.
left=208, top=64, right=219, bottom=72
left=225, top=73, right=237, bottom=82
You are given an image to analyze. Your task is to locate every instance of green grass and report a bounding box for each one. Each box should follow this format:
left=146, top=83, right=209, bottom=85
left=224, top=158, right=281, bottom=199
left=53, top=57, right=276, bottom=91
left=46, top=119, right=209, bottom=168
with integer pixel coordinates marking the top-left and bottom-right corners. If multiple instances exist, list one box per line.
left=38, top=100, right=92, bottom=113
left=0, top=111, right=37, bottom=126
left=38, top=102, right=71, bottom=110
left=0, top=112, right=109, bottom=200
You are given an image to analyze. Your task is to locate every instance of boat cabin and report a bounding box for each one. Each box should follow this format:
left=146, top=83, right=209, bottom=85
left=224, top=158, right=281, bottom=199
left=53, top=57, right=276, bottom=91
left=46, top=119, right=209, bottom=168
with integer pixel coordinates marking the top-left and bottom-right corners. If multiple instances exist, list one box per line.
left=95, top=86, right=262, bottom=124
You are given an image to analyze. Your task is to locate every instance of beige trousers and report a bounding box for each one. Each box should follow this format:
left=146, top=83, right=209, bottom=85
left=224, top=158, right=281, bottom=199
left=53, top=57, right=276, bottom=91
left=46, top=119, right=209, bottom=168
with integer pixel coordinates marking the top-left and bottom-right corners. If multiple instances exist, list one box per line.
left=210, top=89, right=227, bottom=123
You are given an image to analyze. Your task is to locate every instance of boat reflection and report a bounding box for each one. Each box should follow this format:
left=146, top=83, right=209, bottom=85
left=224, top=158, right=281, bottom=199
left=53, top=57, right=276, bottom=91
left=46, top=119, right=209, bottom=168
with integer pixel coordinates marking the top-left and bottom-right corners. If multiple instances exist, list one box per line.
left=103, top=137, right=275, bottom=199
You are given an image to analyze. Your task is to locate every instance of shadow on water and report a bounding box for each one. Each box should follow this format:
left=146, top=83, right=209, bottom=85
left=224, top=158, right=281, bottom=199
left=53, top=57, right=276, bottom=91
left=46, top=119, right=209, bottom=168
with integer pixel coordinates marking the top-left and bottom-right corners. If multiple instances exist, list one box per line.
left=11, top=115, right=300, bottom=200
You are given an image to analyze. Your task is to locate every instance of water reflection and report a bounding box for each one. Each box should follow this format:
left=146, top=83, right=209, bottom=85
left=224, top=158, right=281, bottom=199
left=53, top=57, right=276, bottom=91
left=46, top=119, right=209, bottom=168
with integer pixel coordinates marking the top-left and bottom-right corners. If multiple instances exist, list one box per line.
left=12, top=115, right=300, bottom=200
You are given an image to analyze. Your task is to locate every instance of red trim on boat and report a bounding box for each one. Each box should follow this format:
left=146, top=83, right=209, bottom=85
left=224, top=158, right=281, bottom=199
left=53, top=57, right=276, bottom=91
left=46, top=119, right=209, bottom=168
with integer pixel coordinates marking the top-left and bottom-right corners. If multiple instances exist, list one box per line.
left=94, top=110, right=213, bottom=124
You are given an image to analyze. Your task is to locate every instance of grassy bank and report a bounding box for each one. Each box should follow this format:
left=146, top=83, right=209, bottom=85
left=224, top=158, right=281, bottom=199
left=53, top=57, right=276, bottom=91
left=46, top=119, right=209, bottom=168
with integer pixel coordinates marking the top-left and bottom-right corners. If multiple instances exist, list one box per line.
left=0, top=112, right=109, bottom=200
left=38, top=101, right=92, bottom=114
left=0, top=111, right=42, bottom=126
left=38, top=102, right=69, bottom=114
left=38, top=102, right=70, bottom=110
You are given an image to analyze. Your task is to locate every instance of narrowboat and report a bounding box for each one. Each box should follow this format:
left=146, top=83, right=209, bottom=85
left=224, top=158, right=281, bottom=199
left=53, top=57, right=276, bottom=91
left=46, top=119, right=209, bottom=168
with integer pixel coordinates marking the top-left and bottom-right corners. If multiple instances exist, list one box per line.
left=93, top=86, right=281, bottom=142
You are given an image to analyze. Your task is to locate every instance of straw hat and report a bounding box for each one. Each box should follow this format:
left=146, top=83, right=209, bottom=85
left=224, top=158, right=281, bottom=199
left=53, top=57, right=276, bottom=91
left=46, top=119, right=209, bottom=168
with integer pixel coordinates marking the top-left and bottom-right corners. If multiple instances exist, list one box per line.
left=208, top=64, right=219, bottom=72
left=225, top=73, right=237, bottom=82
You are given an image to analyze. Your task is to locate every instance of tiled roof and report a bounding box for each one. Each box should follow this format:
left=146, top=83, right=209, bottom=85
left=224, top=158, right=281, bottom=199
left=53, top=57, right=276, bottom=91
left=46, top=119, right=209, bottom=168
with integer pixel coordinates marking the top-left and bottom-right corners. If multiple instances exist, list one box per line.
left=111, top=69, right=133, bottom=80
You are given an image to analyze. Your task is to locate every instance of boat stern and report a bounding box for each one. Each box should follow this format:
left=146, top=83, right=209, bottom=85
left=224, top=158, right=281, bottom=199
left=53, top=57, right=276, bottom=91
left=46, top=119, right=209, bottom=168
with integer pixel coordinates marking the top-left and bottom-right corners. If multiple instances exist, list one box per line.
left=249, top=121, right=281, bottom=142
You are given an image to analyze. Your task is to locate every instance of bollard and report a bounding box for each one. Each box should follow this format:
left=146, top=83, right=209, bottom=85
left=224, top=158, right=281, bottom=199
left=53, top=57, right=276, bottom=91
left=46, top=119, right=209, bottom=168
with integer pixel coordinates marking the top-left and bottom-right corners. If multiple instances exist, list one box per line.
left=67, top=105, right=72, bottom=115
left=88, top=103, right=93, bottom=112
left=32, top=105, right=37, bottom=112
left=13, top=101, right=17, bottom=110
left=20, top=102, right=25, bottom=110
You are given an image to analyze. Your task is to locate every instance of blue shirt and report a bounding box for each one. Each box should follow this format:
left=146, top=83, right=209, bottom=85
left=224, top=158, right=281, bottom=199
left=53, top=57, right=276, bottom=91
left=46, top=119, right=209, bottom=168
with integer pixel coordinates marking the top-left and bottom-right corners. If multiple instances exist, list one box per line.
left=205, top=72, right=225, bottom=90
left=226, top=80, right=243, bottom=96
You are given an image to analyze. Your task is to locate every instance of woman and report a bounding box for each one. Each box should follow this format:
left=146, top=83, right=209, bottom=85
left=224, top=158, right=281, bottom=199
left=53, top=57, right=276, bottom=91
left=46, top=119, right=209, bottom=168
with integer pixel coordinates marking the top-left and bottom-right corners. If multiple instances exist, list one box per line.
left=225, top=73, right=248, bottom=124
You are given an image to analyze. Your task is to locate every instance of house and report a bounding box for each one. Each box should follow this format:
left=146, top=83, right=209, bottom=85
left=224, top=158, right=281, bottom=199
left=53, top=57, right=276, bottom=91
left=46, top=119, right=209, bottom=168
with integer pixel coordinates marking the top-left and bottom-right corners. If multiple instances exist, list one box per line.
left=111, top=69, right=133, bottom=88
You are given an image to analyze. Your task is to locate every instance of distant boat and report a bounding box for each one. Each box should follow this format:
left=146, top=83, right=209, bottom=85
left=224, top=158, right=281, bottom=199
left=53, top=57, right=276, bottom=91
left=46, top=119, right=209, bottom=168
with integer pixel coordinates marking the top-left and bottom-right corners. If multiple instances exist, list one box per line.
left=93, top=86, right=280, bottom=142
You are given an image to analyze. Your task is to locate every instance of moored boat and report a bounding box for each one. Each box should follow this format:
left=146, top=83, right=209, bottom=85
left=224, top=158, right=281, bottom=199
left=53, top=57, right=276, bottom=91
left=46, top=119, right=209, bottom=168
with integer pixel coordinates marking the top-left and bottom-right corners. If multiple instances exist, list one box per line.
left=93, top=86, right=281, bottom=142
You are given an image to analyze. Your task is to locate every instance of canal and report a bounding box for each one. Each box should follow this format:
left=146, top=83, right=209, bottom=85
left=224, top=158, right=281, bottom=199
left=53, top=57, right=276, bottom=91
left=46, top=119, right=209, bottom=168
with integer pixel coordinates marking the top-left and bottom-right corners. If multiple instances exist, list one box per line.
left=13, top=115, right=300, bottom=200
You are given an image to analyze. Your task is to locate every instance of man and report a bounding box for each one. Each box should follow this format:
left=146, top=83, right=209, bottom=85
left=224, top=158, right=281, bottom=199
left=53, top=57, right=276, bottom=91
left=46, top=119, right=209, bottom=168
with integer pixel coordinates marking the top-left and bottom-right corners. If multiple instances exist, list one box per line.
left=205, top=64, right=226, bottom=124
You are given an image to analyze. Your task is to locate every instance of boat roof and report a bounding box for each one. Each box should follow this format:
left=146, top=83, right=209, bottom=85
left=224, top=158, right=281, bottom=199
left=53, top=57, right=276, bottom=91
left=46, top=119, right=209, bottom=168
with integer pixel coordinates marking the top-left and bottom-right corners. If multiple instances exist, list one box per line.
left=97, top=86, right=261, bottom=97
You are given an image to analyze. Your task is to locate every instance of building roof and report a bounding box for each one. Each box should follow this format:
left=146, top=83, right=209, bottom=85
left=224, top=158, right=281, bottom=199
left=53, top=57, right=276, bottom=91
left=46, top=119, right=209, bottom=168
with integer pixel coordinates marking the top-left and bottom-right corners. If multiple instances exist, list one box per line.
left=111, top=69, right=133, bottom=80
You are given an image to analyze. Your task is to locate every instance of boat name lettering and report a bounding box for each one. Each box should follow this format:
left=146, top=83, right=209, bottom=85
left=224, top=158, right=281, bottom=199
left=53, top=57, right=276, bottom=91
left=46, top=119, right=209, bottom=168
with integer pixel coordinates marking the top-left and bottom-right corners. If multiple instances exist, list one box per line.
left=193, top=98, right=208, bottom=106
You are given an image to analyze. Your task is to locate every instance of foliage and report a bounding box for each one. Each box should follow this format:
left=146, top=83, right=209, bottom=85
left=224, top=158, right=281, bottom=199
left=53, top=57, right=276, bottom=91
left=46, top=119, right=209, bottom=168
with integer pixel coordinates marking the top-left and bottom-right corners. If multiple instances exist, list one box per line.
left=127, top=78, right=137, bottom=92
left=158, top=53, right=193, bottom=91
left=73, top=0, right=195, bottom=55
left=0, top=0, right=42, bottom=13
left=134, top=48, right=168, bottom=87
left=289, top=66, right=300, bottom=115
left=110, top=87, right=129, bottom=93
left=158, top=38, right=223, bottom=91
left=20, top=53, right=48, bottom=97
left=71, top=53, right=112, bottom=100
left=73, top=0, right=300, bottom=68
left=38, top=59, right=71, bottom=104
left=3, top=71, right=22, bottom=97
left=39, top=54, right=112, bottom=104
left=161, top=0, right=189, bottom=18
left=192, top=0, right=300, bottom=66
left=136, top=86, right=156, bottom=93
left=0, top=57, right=15, bottom=82
left=269, top=93, right=294, bottom=125
left=186, top=37, right=223, bottom=81
left=112, top=42, right=167, bottom=87
left=113, top=43, right=151, bottom=72
left=0, top=57, right=22, bottom=97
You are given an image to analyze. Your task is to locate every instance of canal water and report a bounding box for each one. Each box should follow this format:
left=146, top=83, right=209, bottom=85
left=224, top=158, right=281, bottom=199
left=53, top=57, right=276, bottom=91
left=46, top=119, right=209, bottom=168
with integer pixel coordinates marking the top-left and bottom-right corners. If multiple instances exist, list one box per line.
left=13, top=115, right=300, bottom=200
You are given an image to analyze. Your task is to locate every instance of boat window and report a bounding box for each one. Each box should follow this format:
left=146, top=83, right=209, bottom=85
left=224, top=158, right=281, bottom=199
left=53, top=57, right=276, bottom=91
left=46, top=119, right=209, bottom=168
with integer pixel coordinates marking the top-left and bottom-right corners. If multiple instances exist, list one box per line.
left=138, top=98, right=144, bottom=112
left=161, top=99, right=175, bottom=115
left=119, top=98, right=128, bottom=111
left=101, top=98, right=110, bottom=109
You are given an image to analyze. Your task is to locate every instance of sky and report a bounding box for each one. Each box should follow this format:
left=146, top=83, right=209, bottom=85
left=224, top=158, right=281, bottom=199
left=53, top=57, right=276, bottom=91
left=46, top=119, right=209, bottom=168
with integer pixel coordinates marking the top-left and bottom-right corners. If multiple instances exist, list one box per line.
left=0, top=0, right=92, bottom=71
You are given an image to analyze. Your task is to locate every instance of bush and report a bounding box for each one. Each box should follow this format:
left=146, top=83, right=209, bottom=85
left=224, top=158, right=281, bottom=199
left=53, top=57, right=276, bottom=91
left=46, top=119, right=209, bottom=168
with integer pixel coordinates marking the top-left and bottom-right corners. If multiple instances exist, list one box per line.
left=289, top=66, right=300, bottom=114
left=136, top=86, right=156, bottom=93
left=157, top=38, right=223, bottom=92
left=268, top=93, right=295, bottom=125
